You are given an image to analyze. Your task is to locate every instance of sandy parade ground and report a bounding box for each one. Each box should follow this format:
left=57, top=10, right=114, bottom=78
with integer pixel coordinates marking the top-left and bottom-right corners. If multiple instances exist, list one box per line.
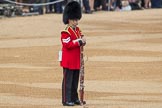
left=0, top=9, right=162, bottom=108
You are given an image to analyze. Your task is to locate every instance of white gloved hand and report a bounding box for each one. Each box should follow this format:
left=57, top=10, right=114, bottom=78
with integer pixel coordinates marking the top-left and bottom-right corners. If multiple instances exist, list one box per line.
left=73, top=39, right=82, bottom=44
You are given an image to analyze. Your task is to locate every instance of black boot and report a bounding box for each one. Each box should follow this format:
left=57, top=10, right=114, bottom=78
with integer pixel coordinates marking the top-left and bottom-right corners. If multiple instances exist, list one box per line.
left=63, top=102, right=74, bottom=106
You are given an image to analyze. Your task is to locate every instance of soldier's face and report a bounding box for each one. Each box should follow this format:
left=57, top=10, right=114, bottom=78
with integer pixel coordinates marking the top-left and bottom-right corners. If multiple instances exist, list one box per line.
left=69, top=19, right=78, bottom=27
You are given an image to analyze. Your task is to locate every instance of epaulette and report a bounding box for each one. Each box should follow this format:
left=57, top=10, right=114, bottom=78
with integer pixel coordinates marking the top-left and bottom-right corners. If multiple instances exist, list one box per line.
left=61, top=26, right=71, bottom=35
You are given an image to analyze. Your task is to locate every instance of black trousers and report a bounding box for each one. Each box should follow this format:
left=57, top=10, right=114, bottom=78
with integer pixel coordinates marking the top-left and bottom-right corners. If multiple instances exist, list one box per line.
left=83, top=0, right=91, bottom=11
left=151, top=0, right=162, bottom=8
left=94, top=0, right=107, bottom=10
left=62, top=68, right=80, bottom=103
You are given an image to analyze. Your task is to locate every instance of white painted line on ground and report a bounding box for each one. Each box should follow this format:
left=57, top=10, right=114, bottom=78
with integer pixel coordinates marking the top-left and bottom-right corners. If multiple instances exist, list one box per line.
left=0, top=94, right=58, bottom=106
left=88, top=56, right=162, bottom=62
left=0, top=81, right=59, bottom=89
left=0, top=38, right=60, bottom=48
left=0, top=63, right=51, bottom=69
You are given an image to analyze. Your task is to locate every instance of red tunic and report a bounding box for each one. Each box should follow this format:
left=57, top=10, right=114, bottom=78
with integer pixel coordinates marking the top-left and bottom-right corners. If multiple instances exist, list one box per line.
left=60, top=26, right=82, bottom=69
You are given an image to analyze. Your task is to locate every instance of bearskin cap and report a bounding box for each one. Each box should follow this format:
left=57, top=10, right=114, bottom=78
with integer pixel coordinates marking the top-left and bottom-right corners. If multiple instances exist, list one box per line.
left=63, top=1, right=82, bottom=24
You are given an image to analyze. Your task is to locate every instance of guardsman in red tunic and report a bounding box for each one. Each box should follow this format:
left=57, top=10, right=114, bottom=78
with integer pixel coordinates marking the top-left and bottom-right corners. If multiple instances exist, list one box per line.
left=60, top=1, right=86, bottom=106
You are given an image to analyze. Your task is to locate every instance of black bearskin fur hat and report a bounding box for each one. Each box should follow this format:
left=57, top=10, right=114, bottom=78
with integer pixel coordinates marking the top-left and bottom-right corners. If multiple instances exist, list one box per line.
left=63, top=1, right=82, bottom=24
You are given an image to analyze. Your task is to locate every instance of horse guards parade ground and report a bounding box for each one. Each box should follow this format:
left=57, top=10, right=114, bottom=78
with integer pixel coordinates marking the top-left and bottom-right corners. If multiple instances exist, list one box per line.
left=0, top=8, right=162, bottom=108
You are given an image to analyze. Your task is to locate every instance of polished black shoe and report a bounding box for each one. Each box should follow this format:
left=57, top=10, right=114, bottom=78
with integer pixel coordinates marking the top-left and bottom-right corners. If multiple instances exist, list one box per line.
left=85, top=10, right=93, bottom=14
left=63, top=102, right=74, bottom=106
left=74, top=100, right=81, bottom=105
